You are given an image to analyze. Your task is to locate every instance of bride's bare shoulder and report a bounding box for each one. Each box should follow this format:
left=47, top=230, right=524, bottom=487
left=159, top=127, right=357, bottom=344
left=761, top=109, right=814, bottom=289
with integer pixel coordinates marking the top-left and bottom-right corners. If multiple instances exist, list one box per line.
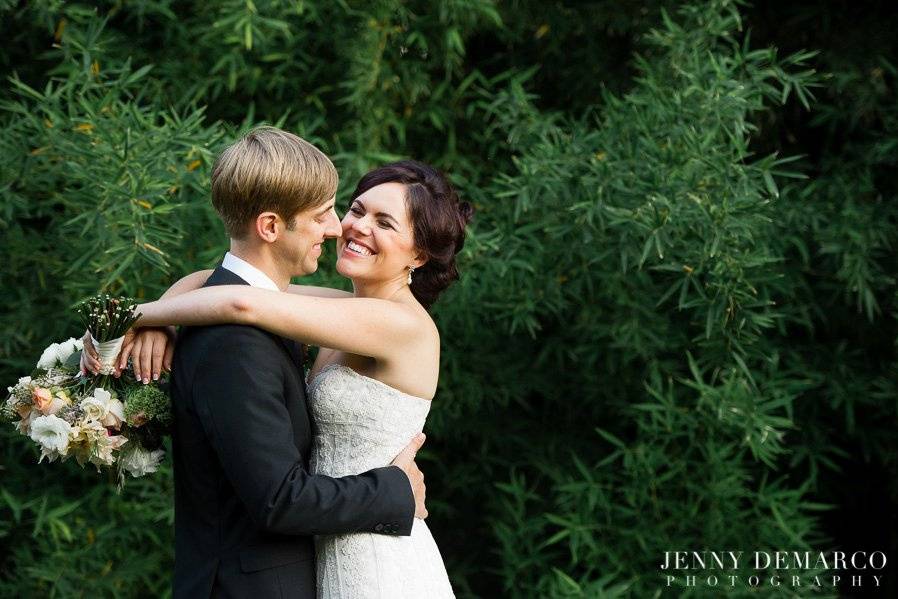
left=395, top=298, right=439, bottom=338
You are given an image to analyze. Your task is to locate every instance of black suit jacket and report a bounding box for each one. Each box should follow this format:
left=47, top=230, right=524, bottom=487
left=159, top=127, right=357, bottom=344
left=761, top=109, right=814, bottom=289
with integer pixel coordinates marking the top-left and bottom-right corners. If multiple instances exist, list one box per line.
left=170, top=266, right=414, bottom=599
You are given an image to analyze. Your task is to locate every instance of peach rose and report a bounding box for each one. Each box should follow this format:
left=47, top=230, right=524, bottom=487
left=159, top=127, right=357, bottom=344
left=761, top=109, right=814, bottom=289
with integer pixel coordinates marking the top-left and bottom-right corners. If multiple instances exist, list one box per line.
left=32, top=387, right=69, bottom=415
left=32, top=387, right=53, bottom=414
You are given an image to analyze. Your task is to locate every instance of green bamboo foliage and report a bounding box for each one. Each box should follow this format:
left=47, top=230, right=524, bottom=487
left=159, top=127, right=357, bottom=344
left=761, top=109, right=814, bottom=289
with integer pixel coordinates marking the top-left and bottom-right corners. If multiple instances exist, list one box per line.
left=434, top=4, right=831, bottom=596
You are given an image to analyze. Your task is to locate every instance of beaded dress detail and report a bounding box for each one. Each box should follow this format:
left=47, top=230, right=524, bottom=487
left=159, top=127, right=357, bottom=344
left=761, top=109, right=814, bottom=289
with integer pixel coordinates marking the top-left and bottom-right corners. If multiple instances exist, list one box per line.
left=308, top=364, right=455, bottom=598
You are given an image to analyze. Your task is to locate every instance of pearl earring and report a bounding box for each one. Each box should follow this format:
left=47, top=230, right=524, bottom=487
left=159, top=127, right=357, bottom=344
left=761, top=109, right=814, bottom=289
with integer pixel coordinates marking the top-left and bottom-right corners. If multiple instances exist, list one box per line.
left=407, top=267, right=415, bottom=285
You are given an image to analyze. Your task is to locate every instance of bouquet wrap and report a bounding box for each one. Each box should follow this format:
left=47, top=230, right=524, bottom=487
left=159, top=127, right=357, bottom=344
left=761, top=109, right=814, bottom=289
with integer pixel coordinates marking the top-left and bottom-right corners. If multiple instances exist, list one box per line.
left=90, top=334, right=126, bottom=375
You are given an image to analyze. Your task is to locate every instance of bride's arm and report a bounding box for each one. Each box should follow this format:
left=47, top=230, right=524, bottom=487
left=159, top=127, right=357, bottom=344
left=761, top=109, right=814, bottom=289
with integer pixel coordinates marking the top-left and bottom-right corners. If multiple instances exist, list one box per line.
left=101, top=272, right=348, bottom=378
left=161, top=270, right=352, bottom=299
left=163, top=270, right=214, bottom=297
left=135, top=286, right=420, bottom=360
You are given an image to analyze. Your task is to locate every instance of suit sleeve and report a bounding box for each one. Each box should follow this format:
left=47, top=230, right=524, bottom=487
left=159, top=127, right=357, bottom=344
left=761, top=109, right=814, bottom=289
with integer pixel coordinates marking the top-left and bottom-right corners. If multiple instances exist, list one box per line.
left=191, top=326, right=415, bottom=536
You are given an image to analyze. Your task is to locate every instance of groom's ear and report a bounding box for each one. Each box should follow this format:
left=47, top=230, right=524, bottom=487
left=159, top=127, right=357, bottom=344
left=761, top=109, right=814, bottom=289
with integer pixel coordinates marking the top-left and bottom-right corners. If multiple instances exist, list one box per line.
left=254, top=212, right=280, bottom=243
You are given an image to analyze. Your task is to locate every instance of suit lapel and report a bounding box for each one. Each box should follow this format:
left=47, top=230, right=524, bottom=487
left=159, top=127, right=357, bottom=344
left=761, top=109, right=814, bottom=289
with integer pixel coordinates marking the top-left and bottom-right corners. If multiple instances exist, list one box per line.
left=204, top=266, right=302, bottom=366
left=202, top=265, right=250, bottom=288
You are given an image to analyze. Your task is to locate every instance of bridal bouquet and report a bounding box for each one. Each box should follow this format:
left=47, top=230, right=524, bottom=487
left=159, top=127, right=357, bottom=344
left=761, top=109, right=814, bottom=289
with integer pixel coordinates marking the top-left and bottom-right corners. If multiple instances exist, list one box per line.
left=2, top=295, right=171, bottom=487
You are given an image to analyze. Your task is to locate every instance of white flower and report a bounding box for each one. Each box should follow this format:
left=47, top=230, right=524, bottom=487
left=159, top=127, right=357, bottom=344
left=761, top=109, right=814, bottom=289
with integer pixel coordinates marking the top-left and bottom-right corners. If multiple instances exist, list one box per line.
left=90, top=432, right=128, bottom=467
left=68, top=420, right=104, bottom=466
left=119, top=446, right=165, bottom=477
left=35, top=338, right=83, bottom=370
left=80, top=396, right=107, bottom=422
left=80, top=387, right=125, bottom=429
left=57, top=337, right=82, bottom=364
left=37, top=343, right=62, bottom=370
left=29, top=414, right=73, bottom=460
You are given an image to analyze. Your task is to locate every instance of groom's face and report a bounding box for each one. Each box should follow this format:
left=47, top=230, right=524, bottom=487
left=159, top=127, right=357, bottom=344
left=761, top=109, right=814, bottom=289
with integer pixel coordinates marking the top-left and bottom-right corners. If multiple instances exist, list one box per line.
left=275, top=197, right=342, bottom=276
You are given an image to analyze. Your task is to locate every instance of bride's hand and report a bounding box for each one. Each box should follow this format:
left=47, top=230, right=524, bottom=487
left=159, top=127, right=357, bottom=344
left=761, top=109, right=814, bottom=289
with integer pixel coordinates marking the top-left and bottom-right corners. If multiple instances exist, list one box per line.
left=80, top=328, right=137, bottom=377
left=79, top=330, right=100, bottom=375
left=119, top=326, right=176, bottom=383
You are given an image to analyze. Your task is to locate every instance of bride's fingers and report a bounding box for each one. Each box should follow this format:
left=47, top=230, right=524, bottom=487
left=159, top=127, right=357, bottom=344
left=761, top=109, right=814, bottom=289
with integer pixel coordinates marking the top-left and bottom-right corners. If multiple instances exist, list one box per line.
left=163, top=341, right=174, bottom=373
left=81, top=330, right=99, bottom=360
left=139, top=336, right=154, bottom=383
left=80, top=347, right=100, bottom=375
left=118, top=341, right=135, bottom=377
left=151, top=341, right=165, bottom=381
left=130, top=337, right=144, bottom=381
left=133, top=337, right=148, bottom=383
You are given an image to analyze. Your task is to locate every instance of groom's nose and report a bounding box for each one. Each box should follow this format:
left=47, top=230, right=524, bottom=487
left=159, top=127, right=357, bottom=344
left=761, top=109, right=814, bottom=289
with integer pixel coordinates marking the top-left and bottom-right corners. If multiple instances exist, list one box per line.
left=323, top=209, right=341, bottom=238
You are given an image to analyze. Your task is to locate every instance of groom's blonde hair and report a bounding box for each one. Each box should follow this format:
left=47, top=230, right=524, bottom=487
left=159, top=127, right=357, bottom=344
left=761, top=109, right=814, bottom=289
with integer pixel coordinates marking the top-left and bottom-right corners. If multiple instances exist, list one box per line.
left=211, top=126, right=338, bottom=239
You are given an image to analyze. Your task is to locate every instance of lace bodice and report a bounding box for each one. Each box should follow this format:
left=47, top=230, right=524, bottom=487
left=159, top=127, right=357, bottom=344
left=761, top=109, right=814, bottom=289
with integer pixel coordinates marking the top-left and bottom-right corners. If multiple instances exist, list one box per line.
left=308, top=364, right=431, bottom=477
left=307, top=363, right=454, bottom=599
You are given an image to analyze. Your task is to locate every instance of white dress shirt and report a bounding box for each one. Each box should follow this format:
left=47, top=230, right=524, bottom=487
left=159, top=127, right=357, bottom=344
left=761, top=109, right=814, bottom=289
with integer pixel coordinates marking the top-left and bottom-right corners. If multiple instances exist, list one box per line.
left=221, top=252, right=281, bottom=291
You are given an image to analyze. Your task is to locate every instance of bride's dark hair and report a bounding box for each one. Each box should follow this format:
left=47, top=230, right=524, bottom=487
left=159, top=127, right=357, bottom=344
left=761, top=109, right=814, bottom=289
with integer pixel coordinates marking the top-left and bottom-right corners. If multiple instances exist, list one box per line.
left=350, top=160, right=473, bottom=310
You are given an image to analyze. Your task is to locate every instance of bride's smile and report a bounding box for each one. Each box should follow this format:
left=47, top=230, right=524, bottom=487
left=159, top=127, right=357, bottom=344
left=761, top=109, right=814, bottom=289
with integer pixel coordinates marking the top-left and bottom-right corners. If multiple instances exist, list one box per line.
left=343, top=239, right=375, bottom=257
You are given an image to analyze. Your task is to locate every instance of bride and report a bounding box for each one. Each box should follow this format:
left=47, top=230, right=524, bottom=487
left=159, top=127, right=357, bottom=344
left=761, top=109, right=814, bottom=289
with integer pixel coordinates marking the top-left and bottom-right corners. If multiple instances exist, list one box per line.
left=86, top=159, right=472, bottom=598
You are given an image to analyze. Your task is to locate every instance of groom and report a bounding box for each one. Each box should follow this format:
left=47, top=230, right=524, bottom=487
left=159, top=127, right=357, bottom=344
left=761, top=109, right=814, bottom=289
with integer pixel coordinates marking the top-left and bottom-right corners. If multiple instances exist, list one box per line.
left=167, top=127, right=426, bottom=598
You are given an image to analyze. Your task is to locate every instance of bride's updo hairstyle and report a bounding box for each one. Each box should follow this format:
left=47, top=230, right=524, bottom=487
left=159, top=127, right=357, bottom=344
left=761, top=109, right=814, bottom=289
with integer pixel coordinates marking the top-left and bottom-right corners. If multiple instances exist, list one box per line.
left=350, top=160, right=473, bottom=310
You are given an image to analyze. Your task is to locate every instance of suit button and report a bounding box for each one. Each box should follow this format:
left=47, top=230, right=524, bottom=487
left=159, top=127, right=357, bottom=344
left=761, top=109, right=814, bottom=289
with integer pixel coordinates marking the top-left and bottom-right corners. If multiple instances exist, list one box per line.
left=375, top=523, right=384, bottom=532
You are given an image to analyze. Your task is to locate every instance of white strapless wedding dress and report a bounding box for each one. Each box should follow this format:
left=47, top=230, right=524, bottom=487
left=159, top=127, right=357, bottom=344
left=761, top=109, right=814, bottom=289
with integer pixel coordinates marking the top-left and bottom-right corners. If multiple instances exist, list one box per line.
left=308, top=364, right=455, bottom=599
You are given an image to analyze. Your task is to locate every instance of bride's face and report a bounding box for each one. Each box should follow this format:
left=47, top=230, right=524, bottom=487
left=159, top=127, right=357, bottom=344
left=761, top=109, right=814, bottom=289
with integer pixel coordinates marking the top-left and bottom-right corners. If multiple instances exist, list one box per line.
left=336, top=182, right=422, bottom=284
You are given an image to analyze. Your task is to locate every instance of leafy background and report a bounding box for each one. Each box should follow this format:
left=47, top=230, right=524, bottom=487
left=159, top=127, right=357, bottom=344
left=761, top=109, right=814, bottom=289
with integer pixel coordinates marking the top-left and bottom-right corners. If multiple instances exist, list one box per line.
left=1, top=0, right=896, bottom=597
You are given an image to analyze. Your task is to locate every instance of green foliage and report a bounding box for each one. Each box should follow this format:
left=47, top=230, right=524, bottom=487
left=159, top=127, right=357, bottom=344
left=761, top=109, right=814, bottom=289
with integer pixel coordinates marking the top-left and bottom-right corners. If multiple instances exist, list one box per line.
left=2, top=0, right=897, bottom=597
left=0, top=451, right=175, bottom=598
left=124, top=383, right=171, bottom=427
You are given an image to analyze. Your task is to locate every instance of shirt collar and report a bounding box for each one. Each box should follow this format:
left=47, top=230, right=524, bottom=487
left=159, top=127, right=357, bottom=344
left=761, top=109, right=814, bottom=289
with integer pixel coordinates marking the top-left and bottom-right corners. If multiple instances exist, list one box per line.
left=221, top=252, right=281, bottom=291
